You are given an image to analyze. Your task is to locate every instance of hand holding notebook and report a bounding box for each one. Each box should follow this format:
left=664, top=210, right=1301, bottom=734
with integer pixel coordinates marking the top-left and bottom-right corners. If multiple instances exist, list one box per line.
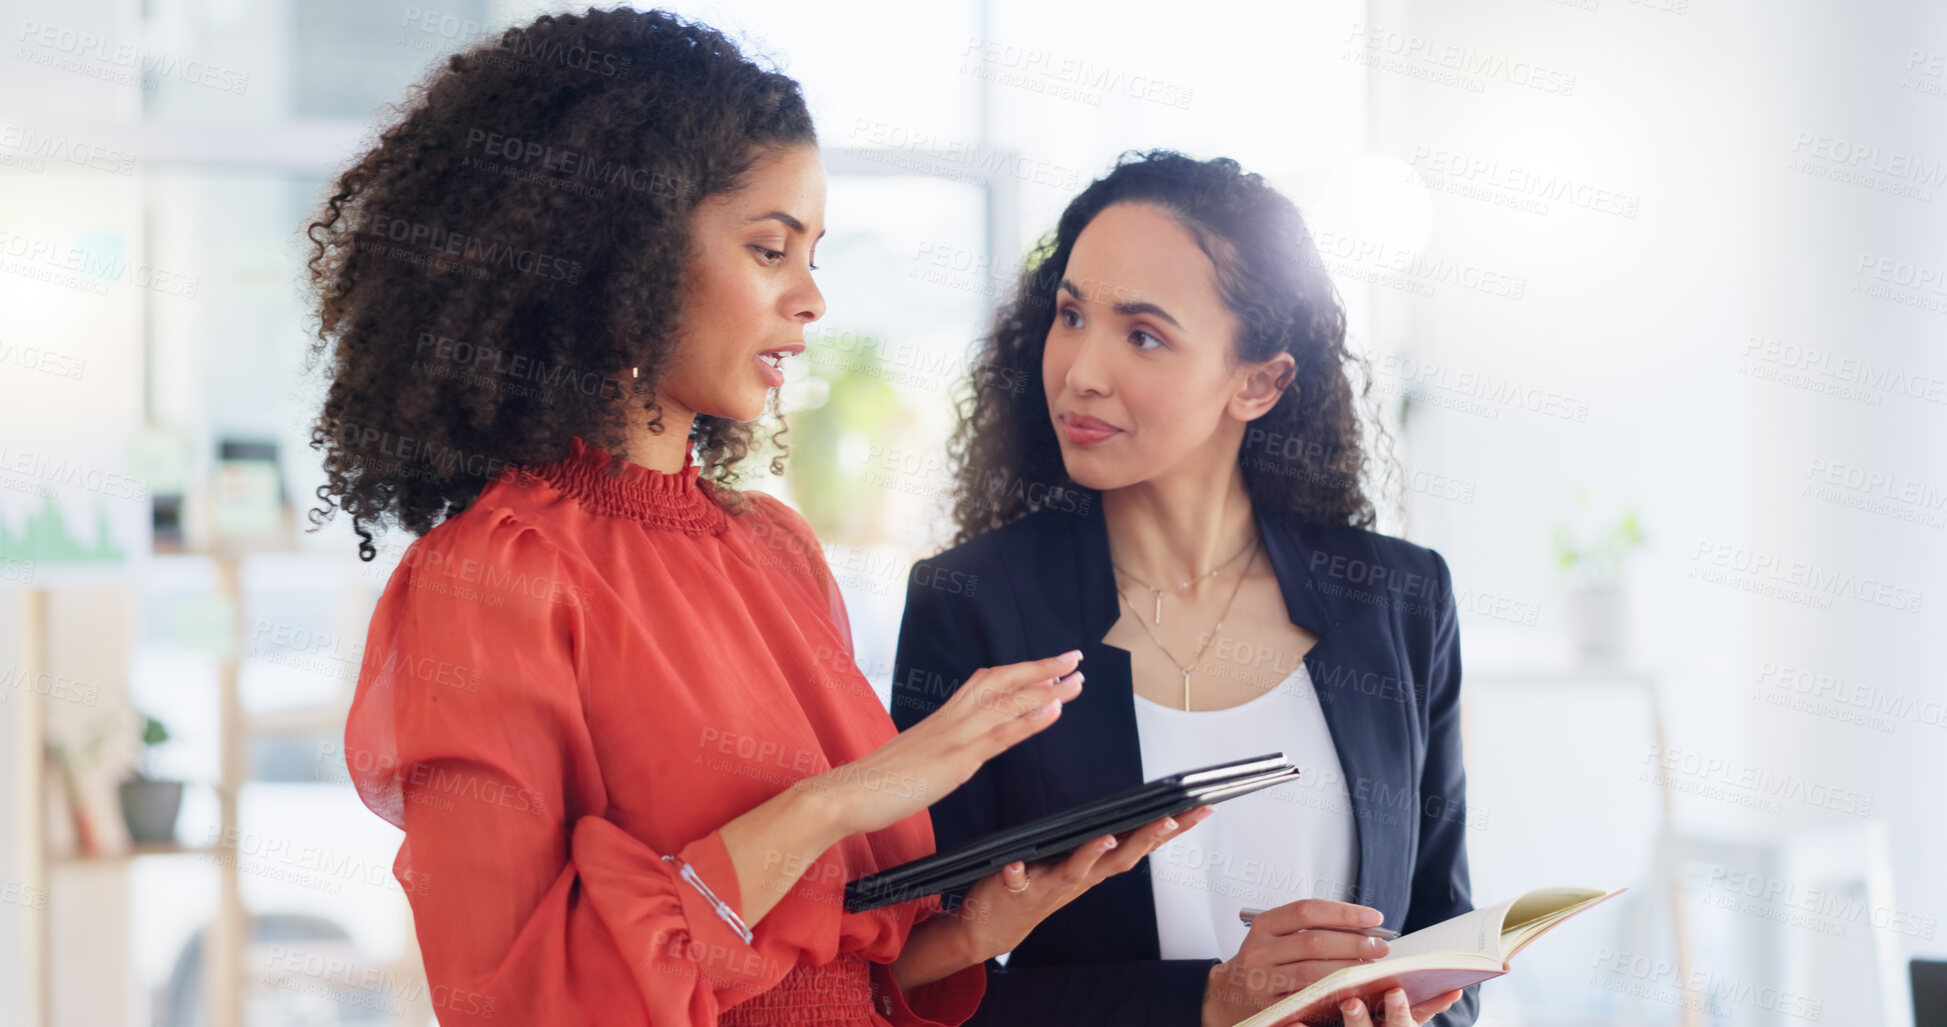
left=1232, top=887, right=1626, bottom=1027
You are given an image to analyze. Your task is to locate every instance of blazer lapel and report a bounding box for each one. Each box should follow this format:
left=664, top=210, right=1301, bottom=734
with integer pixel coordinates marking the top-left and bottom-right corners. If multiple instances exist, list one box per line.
left=1261, top=515, right=1415, bottom=924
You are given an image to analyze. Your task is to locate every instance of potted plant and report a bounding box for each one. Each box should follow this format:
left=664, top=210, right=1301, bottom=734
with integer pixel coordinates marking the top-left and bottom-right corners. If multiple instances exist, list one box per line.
left=1551, top=497, right=1645, bottom=666
left=118, top=712, right=185, bottom=846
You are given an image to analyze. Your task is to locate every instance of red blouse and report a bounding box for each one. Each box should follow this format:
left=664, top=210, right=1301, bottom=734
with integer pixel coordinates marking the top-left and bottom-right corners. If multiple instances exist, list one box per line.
left=345, top=436, right=985, bottom=1025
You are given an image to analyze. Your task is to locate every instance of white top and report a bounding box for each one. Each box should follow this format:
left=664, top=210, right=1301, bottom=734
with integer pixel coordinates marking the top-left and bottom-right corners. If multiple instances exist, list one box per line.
left=1133, top=662, right=1360, bottom=961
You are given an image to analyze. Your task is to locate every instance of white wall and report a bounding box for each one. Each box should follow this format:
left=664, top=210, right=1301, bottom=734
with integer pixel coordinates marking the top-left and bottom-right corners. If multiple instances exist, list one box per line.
left=1368, top=0, right=1946, bottom=1022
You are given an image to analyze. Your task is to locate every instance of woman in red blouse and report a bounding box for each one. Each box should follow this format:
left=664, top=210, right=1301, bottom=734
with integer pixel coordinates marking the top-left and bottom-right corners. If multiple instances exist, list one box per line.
left=302, top=8, right=1207, bottom=1025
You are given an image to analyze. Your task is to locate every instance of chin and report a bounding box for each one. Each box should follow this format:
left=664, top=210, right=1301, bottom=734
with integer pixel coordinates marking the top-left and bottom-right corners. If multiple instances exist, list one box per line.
left=699, top=388, right=770, bottom=424
left=1058, top=447, right=1139, bottom=492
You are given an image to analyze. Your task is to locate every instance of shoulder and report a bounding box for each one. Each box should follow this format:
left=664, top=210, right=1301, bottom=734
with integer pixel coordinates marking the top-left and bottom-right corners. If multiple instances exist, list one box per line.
left=1280, top=517, right=1453, bottom=592
left=729, top=489, right=825, bottom=568
left=412, top=474, right=573, bottom=563
left=385, top=476, right=596, bottom=616
left=724, top=489, right=837, bottom=601
left=737, top=488, right=816, bottom=542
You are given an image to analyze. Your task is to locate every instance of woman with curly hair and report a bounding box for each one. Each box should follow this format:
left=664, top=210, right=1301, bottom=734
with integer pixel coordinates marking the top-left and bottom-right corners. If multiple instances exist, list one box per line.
left=306, top=10, right=1200, bottom=1025
left=891, top=152, right=1477, bottom=1027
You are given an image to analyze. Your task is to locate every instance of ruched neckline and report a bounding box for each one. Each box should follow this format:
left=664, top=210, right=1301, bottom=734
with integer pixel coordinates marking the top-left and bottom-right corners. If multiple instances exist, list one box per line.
left=527, top=435, right=729, bottom=535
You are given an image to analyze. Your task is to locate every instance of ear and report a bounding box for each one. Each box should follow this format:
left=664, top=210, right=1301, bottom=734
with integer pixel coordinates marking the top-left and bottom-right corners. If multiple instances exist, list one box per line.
left=1230, top=352, right=1296, bottom=422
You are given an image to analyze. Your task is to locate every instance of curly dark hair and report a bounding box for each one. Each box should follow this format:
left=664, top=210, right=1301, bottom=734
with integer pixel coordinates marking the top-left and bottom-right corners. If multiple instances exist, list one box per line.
left=303, top=7, right=815, bottom=559
left=948, top=149, right=1397, bottom=546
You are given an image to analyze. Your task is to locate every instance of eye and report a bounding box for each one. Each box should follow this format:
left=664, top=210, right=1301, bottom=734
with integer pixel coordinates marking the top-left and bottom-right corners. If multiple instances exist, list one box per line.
left=751, top=245, right=785, bottom=266
left=1057, top=305, right=1082, bottom=329
left=1130, top=329, right=1164, bottom=351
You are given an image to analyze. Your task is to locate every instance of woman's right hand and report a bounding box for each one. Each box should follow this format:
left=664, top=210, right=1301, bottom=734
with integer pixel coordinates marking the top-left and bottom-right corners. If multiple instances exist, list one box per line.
left=808, top=650, right=1085, bottom=838
left=1200, top=899, right=1394, bottom=1027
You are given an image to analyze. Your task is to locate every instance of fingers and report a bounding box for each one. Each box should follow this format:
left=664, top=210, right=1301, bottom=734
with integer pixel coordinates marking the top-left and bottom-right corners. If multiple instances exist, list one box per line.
left=1089, top=806, right=1212, bottom=877
left=960, top=651, right=1085, bottom=715
left=1048, top=831, right=1122, bottom=887
left=1253, top=928, right=1387, bottom=963
left=1339, top=989, right=1410, bottom=1027
left=975, top=669, right=1086, bottom=755
left=1408, top=989, right=1463, bottom=1023
left=1383, top=987, right=1412, bottom=1025
left=1253, top=898, right=1388, bottom=936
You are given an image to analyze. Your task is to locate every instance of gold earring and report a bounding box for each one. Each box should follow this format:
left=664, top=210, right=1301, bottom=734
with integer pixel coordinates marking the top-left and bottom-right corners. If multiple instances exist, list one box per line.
left=631, top=367, right=639, bottom=378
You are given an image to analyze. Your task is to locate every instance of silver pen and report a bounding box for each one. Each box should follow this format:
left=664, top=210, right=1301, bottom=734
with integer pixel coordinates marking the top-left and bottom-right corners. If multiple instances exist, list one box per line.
left=1237, top=907, right=1400, bottom=939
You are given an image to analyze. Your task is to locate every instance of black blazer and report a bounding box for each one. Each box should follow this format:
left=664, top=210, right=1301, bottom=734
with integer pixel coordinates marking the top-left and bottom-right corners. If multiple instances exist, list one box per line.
left=891, top=497, right=1480, bottom=1027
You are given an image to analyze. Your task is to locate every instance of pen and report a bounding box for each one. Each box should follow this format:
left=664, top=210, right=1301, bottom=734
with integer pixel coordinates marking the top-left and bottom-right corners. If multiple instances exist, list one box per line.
left=1236, top=908, right=1399, bottom=939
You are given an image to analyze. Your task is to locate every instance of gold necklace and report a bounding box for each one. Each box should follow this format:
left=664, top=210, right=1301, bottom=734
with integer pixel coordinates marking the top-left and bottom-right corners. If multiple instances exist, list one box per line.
left=1111, top=535, right=1256, bottom=624
left=1114, top=543, right=1258, bottom=711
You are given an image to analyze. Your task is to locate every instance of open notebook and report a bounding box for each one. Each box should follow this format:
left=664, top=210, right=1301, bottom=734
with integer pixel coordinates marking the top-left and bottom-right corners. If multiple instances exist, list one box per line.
left=1235, top=886, right=1626, bottom=1027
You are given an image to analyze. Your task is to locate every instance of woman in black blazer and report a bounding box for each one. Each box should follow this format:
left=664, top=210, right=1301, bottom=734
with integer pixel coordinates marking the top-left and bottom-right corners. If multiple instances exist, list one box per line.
left=892, top=152, right=1477, bottom=1027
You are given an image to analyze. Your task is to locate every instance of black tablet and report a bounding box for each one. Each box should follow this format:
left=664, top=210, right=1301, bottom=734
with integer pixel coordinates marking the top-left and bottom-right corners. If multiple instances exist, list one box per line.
left=844, top=752, right=1300, bottom=913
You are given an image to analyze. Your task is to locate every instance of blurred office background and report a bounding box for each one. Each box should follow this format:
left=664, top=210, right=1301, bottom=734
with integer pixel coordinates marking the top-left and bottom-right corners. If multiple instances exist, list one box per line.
left=2, top=0, right=1943, bottom=1023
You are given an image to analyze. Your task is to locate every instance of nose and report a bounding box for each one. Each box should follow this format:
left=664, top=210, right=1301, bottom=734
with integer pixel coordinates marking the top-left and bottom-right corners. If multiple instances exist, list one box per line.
left=1061, top=322, right=1114, bottom=398
left=789, top=266, right=826, bottom=324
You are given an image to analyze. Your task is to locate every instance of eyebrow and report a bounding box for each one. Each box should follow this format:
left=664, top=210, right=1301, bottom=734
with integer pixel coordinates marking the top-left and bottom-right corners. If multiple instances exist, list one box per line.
left=1059, top=278, right=1182, bottom=330
left=749, top=211, right=827, bottom=242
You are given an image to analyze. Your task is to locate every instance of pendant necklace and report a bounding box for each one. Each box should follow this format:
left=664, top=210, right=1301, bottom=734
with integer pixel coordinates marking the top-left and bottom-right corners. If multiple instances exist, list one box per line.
left=1110, top=535, right=1256, bottom=625
left=1113, top=542, right=1258, bottom=711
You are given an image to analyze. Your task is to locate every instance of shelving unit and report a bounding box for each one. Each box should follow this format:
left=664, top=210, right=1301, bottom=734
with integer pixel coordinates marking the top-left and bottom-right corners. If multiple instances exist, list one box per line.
left=14, top=541, right=351, bottom=1027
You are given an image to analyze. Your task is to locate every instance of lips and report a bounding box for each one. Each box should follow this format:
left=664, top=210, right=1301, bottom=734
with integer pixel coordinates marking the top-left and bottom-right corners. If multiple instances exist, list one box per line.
left=755, top=343, right=804, bottom=387
left=1058, top=411, right=1122, bottom=446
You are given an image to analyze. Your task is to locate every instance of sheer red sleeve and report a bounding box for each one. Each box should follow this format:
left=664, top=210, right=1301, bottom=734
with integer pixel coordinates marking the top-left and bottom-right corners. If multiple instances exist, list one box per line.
left=347, top=507, right=791, bottom=1025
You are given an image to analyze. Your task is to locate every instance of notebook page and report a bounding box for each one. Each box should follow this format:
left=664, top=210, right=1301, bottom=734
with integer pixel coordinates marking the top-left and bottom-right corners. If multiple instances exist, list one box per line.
left=1380, top=898, right=1517, bottom=962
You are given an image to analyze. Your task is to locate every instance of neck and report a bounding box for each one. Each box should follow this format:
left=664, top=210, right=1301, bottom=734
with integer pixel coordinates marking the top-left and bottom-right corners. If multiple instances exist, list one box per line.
left=619, top=398, right=697, bottom=474
left=1102, top=457, right=1257, bottom=591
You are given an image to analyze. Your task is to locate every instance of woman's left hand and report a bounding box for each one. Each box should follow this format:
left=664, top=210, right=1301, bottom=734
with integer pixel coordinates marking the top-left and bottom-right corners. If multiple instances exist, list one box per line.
left=1330, top=987, right=1463, bottom=1027
left=945, top=805, right=1214, bottom=962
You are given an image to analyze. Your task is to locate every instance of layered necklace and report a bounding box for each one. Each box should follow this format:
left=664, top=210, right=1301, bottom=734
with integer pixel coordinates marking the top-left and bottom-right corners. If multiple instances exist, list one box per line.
left=1111, top=536, right=1256, bottom=624
left=1112, top=538, right=1260, bottom=712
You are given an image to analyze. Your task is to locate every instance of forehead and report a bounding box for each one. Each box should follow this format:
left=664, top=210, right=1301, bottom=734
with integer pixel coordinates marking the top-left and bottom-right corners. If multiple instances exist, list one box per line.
left=1063, top=202, right=1222, bottom=316
left=698, top=145, right=827, bottom=226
